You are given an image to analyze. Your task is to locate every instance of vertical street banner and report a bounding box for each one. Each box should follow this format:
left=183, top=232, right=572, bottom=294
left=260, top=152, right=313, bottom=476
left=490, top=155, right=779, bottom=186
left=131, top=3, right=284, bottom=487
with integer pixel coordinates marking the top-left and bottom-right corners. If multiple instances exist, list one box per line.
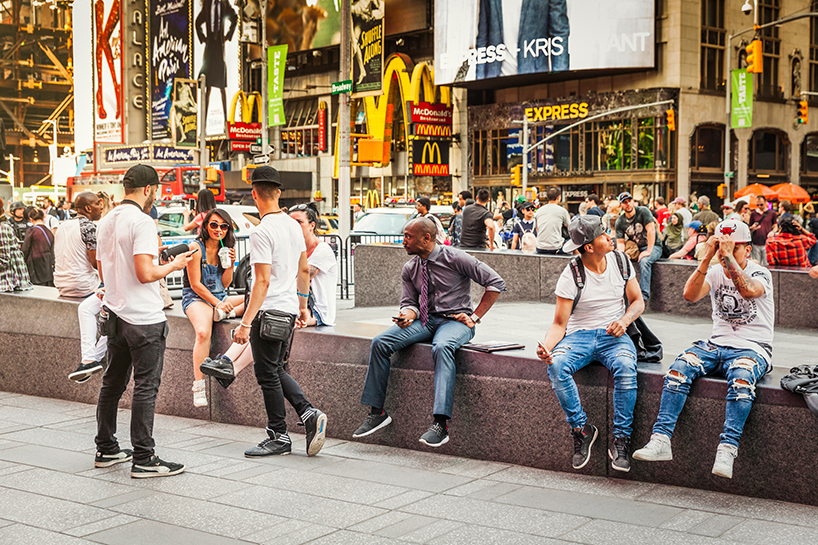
left=268, top=45, right=288, bottom=127
left=351, top=0, right=384, bottom=97
left=171, top=78, right=198, bottom=147
left=732, top=68, right=753, bottom=128
left=93, top=0, right=123, bottom=143
left=149, top=0, right=193, bottom=141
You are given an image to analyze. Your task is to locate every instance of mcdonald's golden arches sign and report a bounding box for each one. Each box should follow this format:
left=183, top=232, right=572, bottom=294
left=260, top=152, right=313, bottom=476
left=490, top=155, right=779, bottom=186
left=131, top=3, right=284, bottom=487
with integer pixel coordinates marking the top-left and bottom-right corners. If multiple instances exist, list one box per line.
left=410, top=138, right=450, bottom=176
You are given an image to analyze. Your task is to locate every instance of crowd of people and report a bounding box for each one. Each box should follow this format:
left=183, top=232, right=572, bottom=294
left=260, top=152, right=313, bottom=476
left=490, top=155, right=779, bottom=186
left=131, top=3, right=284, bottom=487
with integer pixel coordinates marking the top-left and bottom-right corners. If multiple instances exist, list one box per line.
left=1, top=173, right=816, bottom=483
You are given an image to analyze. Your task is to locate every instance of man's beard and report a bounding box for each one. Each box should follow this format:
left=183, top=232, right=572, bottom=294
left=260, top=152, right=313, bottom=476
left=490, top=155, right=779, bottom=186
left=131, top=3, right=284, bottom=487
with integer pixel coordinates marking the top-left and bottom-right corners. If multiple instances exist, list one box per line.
left=142, top=186, right=156, bottom=213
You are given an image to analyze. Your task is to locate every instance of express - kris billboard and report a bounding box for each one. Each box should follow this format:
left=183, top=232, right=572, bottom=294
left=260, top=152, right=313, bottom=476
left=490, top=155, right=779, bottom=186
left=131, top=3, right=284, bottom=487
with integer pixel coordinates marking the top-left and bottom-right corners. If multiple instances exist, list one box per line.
left=434, top=0, right=654, bottom=85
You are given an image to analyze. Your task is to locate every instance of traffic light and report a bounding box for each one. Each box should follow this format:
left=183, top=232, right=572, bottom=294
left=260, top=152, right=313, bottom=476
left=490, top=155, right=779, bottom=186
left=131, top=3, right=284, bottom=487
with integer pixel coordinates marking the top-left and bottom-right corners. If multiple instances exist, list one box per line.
left=666, top=109, right=676, bottom=132
left=746, top=40, right=763, bottom=74
left=511, top=164, right=522, bottom=186
left=717, top=184, right=727, bottom=198
left=798, top=100, right=809, bottom=125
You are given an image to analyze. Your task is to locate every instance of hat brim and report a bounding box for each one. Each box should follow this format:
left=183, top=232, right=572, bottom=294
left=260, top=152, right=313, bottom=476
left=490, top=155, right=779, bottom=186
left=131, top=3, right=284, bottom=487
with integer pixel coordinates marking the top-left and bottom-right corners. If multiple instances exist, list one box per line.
left=251, top=178, right=282, bottom=185
left=563, top=239, right=582, bottom=253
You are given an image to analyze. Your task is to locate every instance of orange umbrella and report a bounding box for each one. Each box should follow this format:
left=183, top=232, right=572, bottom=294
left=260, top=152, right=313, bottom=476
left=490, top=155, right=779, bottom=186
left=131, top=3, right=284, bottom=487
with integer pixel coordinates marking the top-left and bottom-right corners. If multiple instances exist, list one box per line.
left=770, top=183, right=811, bottom=204
left=734, top=183, right=776, bottom=198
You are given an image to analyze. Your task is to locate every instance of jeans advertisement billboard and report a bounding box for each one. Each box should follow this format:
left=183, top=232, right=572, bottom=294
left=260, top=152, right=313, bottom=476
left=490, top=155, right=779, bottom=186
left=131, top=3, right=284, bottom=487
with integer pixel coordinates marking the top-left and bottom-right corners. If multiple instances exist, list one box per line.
left=434, top=0, right=654, bottom=85
left=149, top=0, right=193, bottom=141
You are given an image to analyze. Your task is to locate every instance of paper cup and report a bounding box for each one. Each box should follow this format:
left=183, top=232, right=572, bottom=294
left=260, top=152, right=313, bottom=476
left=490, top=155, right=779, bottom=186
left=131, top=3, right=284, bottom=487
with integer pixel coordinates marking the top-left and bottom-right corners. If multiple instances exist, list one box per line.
left=218, top=247, right=232, bottom=268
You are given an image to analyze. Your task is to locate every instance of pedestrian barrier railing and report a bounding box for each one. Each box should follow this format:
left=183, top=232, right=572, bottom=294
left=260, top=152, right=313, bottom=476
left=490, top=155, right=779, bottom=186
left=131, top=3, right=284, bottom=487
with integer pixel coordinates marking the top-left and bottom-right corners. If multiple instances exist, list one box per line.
left=342, top=234, right=404, bottom=299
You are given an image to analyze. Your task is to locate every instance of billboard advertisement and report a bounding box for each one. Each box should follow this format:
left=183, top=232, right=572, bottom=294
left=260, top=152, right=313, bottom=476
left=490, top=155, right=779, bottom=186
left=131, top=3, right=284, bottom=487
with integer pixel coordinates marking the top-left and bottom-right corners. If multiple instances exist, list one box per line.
left=434, top=0, right=654, bottom=85
left=93, top=0, right=123, bottom=143
left=172, top=79, right=198, bottom=147
left=351, top=0, right=384, bottom=97
left=194, top=0, right=240, bottom=137
left=149, top=0, right=194, bottom=141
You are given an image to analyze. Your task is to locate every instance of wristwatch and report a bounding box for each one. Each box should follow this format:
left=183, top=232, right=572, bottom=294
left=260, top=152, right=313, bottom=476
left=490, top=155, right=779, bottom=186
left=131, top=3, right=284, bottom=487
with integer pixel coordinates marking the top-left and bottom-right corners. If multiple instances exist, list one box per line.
left=470, top=313, right=481, bottom=324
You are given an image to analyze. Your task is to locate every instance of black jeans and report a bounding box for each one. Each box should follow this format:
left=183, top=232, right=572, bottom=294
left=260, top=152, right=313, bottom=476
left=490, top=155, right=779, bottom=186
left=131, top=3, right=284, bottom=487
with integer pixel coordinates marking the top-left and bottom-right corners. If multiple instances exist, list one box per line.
left=95, top=318, right=168, bottom=464
left=250, top=313, right=311, bottom=437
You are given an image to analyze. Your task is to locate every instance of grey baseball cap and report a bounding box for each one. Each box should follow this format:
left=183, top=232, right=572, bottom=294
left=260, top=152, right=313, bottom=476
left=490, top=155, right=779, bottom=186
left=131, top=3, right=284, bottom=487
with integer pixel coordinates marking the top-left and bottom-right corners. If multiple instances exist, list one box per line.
left=563, top=214, right=605, bottom=253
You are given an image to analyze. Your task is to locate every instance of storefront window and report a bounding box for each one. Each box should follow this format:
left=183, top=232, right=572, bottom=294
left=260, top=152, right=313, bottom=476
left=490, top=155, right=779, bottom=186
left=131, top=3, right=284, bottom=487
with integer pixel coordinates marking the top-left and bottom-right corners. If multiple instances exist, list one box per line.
left=586, top=120, right=632, bottom=171
left=282, top=99, right=319, bottom=158
left=750, top=130, right=787, bottom=172
left=637, top=118, right=655, bottom=169
left=690, top=125, right=724, bottom=169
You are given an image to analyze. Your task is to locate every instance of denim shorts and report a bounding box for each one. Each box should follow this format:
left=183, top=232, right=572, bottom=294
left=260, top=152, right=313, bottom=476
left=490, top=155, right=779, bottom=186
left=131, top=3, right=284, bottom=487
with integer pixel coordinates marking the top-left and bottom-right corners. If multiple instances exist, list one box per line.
left=182, top=288, right=227, bottom=313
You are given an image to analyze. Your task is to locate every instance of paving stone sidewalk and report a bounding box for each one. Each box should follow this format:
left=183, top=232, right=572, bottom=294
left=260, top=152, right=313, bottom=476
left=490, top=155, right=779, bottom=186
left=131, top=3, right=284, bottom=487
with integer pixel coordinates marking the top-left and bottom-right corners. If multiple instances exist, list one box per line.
left=0, top=392, right=816, bottom=544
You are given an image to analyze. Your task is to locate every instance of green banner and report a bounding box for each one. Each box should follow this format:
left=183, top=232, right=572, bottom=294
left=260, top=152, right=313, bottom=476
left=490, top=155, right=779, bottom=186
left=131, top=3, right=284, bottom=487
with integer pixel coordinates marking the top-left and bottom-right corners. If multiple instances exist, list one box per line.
left=268, top=45, right=288, bottom=127
left=731, top=68, right=753, bottom=128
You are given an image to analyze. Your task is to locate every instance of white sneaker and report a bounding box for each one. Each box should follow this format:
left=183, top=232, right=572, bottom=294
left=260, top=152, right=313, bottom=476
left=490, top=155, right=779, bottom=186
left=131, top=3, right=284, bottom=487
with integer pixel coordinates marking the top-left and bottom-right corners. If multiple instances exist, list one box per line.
left=712, top=443, right=738, bottom=479
left=632, top=433, right=673, bottom=461
left=192, top=379, right=207, bottom=407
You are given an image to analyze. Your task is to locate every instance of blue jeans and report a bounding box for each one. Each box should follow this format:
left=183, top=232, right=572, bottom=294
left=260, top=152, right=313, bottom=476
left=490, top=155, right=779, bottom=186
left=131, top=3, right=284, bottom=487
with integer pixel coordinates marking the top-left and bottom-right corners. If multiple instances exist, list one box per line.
left=547, top=329, right=638, bottom=438
left=638, top=244, right=663, bottom=300
left=361, top=315, right=475, bottom=418
left=652, top=341, right=770, bottom=447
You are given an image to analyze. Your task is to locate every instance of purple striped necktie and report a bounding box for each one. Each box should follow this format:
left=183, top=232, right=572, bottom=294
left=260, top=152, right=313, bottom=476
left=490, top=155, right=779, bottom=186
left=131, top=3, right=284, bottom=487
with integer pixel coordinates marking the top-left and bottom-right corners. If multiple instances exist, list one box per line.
left=419, top=260, right=429, bottom=326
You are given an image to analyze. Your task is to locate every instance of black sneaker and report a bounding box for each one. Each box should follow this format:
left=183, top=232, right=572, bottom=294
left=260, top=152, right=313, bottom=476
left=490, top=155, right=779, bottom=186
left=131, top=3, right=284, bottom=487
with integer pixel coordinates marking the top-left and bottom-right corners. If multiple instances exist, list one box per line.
left=571, top=423, right=598, bottom=470
left=301, top=408, right=327, bottom=457
left=130, top=455, right=185, bottom=478
left=215, top=376, right=235, bottom=389
left=419, top=422, right=449, bottom=447
left=608, top=436, right=631, bottom=472
left=94, top=448, right=133, bottom=468
left=352, top=412, right=392, bottom=438
left=69, top=361, right=103, bottom=383
left=199, top=356, right=235, bottom=382
left=244, top=433, right=292, bottom=457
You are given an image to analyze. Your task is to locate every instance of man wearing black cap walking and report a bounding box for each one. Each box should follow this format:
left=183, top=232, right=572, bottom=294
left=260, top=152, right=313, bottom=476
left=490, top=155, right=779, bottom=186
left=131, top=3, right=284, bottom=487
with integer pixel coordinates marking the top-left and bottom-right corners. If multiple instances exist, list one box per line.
left=537, top=215, right=645, bottom=472
left=232, top=166, right=327, bottom=457
left=94, top=164, right=196, bottom=478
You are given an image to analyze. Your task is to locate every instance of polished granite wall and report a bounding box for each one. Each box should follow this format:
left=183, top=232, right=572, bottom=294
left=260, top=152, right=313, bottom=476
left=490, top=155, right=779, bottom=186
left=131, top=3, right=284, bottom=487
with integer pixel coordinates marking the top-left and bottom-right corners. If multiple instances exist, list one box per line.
left=1, top=288, right=817, bottom=505
left=354, top=245, right=816, bottom=330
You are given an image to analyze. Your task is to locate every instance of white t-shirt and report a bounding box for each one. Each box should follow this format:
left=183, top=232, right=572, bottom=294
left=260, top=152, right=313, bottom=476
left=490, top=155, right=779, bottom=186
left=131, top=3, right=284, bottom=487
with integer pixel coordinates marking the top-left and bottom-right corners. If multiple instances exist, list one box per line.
left=555, top=253, right=634, bottom=336
left=53, top=216, right=100, bottom=297
left=501, top=0, right=522, bottom=76
left=308, top=241, right=337, bottom=326
left=705, top=260, right=774, bottom=359
left=43, top=213, right=60, bottom=231
left=249, top=212, right=306, bottom=315
left=97, top=202, right=166, bottom=325
left=534, top=203, right=570, bottom=250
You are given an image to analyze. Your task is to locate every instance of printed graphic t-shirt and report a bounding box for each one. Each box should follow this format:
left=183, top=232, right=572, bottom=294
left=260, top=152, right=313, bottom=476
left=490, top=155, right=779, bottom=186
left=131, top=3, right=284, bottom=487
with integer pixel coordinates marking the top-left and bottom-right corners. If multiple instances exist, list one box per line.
left=615, top=206, right=656, bottom=249
left=705, top=260, right=774, bottom=359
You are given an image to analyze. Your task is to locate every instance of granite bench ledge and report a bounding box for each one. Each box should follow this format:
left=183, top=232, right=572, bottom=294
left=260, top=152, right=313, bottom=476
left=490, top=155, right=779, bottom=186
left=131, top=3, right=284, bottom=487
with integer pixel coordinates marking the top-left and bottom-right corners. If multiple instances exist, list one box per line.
left=1, top=287, right=817, bottom=507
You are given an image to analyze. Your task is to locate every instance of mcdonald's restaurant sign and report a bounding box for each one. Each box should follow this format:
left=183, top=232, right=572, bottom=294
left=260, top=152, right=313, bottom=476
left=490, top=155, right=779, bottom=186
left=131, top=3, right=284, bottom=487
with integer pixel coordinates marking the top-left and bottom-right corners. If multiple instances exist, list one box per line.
left=410, top=138, right=450, bottom=176
left=228, top=91, right=262, bottom=142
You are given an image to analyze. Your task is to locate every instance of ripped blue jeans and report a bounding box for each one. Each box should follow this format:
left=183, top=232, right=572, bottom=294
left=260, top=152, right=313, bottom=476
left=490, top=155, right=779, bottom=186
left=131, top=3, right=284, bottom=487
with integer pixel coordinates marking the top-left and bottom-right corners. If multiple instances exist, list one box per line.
left=652, top=340, right=770, bottom=447
left=547, top=329, right=638, bottom=438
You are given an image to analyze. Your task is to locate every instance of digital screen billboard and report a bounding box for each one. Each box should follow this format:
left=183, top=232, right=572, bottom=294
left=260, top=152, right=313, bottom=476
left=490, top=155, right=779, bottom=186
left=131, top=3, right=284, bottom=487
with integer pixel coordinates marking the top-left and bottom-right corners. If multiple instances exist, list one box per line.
left=434, top=0, right=654, bottom=85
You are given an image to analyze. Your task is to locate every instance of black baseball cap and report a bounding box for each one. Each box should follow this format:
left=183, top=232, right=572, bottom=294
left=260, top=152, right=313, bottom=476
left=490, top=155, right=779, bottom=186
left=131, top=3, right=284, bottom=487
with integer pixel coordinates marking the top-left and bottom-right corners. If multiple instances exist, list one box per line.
left=563, top=214, right=605, bottom=253
left=520, top=201, right=534, bottom=210
left=251, top=165, right=282, bottom=186
left=122, top=164, right=159, bottom=188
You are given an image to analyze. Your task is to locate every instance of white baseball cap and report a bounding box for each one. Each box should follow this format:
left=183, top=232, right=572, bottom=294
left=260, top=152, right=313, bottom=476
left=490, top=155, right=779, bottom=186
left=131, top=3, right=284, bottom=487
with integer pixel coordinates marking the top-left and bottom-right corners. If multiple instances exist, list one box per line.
left=715, top=219, right=752, bottom=243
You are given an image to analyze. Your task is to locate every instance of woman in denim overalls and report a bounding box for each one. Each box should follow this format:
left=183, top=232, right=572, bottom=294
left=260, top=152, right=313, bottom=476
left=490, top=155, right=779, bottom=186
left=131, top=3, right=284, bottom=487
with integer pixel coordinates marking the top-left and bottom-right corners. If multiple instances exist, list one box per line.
left=182, top=208, right=245, bottom=407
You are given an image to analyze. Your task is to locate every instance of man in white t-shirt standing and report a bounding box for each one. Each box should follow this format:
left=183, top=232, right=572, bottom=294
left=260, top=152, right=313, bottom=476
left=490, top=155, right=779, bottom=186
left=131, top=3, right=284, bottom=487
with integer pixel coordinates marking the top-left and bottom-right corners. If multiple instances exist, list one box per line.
left=233, top=166, right=327, bottom=458
left=537, top=215, right=645, bottom=472
left=94, top=164, right=195, bottom=478
left=634, top=219, right=774, bottom=480
left=53, top=192, right=107, bottom=383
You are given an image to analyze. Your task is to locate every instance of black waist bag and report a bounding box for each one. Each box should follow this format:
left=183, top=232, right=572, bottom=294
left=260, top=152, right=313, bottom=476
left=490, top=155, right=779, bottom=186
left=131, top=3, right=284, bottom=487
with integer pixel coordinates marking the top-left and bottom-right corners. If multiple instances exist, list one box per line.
left=259, top=309, right=295, bottom=342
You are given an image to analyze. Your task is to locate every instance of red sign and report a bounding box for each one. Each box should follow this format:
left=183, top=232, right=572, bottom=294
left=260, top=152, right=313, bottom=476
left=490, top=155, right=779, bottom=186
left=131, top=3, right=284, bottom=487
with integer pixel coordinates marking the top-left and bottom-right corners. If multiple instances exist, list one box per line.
left=410, top=102, right=453, bottom=126
left=318, top=108, right=326, bottom=151
left=229, top=141, right=252, bottom=152
left=228, top=122, right=262, bottom=141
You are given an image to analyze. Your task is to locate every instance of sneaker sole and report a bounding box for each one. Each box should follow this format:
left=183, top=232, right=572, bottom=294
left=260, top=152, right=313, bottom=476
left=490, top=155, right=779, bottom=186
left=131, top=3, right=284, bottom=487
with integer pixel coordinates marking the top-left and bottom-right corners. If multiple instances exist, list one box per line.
left=572, top=426, right=598, bottom=470
left=307, top=413, right=328, bottom=457
left=419, top=435, right=449, bottom=448
left=94, top=455, right=133, bottom=468
left=608, top=448, right=631, bottom=473
left=632, top=450, right=672, bottom=462
left=245, top=450, right=291, bottom=458
left=193, top=398, right=208, bottom=408
left=352, top=415, right=392, bottom=438
left=69, top=364, right=103, bottom=381
left=712, top=468, right=733, bottom=479
left=199, top=364, right=235, bottom=381
left=130, top=467, right=186, bottom=478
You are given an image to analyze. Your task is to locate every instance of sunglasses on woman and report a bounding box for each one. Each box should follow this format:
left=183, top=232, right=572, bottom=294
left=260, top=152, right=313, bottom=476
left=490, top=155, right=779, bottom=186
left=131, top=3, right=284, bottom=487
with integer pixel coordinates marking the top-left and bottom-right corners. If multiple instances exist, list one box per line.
left=208, top=221, right=230, bottom=231
left=290, top=203, right=310, bottom=211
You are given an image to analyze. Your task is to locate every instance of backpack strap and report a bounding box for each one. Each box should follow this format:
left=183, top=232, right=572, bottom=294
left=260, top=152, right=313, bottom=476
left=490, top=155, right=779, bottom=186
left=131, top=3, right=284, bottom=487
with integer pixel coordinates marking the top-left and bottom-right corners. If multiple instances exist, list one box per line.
left=612, top=250, right=632, bottom=305
left=568, top=256, right=586, bottom=314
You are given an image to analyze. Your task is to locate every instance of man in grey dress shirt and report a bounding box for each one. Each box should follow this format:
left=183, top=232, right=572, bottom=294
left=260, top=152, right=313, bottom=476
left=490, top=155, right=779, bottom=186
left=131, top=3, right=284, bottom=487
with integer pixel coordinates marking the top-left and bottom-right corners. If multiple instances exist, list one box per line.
left=353, top=218, right=506, bottom=447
